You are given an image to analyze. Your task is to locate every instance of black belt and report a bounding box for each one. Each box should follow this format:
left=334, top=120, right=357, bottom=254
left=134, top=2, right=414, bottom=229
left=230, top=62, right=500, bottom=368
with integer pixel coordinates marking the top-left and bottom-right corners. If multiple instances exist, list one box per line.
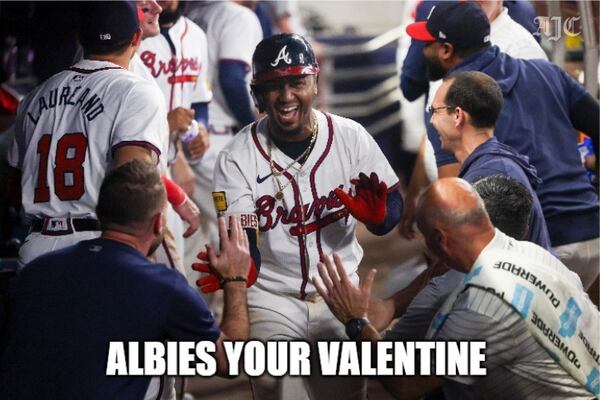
left=31, top=218, right=101, bottom=235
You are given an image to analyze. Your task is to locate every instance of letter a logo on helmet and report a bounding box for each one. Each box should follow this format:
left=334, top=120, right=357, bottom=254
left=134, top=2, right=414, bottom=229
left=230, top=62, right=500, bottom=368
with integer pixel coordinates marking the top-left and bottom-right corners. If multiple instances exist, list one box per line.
left=251, top=34, right=319, bottom=86
left=270, top=45, right=292, bottom=67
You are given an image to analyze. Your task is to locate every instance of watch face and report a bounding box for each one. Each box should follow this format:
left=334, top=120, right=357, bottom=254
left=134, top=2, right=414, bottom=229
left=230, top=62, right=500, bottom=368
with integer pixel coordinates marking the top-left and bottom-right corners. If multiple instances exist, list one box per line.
left=345, top=318, right=367, bottom=339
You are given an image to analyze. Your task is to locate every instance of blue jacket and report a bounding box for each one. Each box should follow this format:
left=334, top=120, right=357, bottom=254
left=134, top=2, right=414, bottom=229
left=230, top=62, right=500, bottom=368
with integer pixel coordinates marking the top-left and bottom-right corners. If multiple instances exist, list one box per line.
left=428, top=46, right=599, bottom=246
left=0, top=238, right=220, bottom=399
left=460, top=137, right=552, bottom=250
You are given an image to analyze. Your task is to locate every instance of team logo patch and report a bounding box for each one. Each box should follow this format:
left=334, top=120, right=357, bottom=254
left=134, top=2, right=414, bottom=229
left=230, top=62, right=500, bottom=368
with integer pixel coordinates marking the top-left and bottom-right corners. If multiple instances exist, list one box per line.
left=270, top=45, right=292, bottom=67
left=41, top=218, right=74, bottom=235
left=212, top=191, right=228, bottom=213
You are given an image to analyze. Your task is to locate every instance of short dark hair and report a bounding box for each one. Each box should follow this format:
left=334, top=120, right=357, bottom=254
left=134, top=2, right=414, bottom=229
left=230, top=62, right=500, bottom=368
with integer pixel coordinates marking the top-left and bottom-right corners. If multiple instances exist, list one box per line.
left=96, top=160, right=166, bottom=233
left=472, top=175, right=533, bottom=240
left=443, top=71, right=503, bottom=129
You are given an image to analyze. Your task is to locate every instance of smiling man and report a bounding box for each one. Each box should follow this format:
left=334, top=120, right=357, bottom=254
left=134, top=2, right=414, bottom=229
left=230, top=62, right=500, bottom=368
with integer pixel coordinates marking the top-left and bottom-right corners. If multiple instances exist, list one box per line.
left=200, top=33, right=404, bottom=399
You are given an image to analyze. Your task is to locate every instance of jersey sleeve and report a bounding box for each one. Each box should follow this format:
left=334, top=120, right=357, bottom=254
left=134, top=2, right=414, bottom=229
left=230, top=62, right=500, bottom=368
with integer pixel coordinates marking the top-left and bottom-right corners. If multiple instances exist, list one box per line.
left=110, top=81, right=167, bottom=161
left=165, top=273, right=221, bottom=342
left=190, top=26, right=213, bottom=104
left=213, top=149, right=256, bottom=214
left=6, top=124, right=20, bottom=169
left=384, top=270, right=465, bottom=340
left=6, top=91, right=37, bottom=170
left=219, top=9, right=263, bottom=66
left=433, top=286, right=522, bottom=385
left=556, top=63, right=589, bottom=109
left=352, top=123, right=400, bottom=190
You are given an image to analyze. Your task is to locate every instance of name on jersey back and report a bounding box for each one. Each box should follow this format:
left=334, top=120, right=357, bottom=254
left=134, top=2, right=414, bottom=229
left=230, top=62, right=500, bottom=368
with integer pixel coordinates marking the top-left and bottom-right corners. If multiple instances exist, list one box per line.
left=27, top=83, right=105, bottom=124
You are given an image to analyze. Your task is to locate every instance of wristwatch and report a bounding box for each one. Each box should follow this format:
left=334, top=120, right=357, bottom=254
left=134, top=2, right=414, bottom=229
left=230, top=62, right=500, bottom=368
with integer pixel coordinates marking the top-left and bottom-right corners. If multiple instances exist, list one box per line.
left=345, top=317, right=370, bottom=340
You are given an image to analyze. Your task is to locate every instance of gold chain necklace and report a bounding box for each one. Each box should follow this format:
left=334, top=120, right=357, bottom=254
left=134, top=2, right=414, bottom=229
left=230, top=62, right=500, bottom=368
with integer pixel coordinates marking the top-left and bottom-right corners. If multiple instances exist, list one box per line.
left=268, top=112, right=318, bottom=201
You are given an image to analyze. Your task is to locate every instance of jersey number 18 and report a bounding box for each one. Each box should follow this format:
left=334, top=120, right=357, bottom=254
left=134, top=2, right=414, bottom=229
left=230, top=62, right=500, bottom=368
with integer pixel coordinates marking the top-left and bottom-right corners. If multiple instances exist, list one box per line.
left=34, top=132, right=87, bottom=203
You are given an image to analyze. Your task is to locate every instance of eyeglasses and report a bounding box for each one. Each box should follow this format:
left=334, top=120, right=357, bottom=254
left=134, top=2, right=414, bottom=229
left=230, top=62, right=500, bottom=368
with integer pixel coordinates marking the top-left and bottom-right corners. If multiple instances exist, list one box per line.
left=427, top=105, right=453, bottom=114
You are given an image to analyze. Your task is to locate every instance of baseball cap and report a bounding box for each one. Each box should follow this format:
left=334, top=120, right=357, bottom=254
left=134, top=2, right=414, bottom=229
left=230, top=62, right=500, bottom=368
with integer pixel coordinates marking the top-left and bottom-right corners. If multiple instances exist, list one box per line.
left=78, top=1, right=139, bottom=48
left=406, top=2, right=490, bottom=50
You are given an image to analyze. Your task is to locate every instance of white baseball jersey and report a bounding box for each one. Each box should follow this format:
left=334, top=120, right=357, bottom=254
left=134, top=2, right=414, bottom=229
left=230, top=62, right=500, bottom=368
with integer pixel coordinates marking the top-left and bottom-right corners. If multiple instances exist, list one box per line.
left=137, top=16, right=212, bottom=111
left=129, top=53, right=170, bottom=173
left=8, top=59, right=166, bottom=220
left=187, top=1, right=262, bottom=131
left=182, top=2, right=263, bottom=282
left=214, top=111, right=400, bottom=298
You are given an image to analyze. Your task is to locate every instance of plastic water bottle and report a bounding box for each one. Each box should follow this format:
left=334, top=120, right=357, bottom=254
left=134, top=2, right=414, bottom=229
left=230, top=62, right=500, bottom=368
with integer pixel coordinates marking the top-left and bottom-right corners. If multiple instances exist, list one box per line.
left=180, top=120, right=202, bottom=162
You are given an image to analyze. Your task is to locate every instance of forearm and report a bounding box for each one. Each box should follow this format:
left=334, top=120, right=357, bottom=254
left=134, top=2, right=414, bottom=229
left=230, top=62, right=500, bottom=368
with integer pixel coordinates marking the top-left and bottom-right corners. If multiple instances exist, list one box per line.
left=161, top=175, right=186, bottom=206
left=191, top=102, right=208, bottom=127
left=368, top=298, right=395, bottom=332
left=408, top=136, right=431, bottom=196
left=392, top=272, right=430, bottom=319
left=437, top=162, right=460, bottom=178
left=219, top=61, right=256, bottom=127
left=366, top=189, right=403, bottom=236
left=113, top=145, right=155, bottom=167
left=219, top=282, right=249, bottom=340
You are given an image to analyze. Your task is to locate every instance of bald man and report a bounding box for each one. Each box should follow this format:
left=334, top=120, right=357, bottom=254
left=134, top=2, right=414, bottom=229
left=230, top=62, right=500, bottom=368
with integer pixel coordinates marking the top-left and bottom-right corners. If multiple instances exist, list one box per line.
left=314, top=178, right=598, bottom=399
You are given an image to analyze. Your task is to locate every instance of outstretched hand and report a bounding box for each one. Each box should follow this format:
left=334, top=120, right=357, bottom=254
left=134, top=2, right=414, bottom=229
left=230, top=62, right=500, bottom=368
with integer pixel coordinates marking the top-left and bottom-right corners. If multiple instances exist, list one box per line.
left=312, top=253, right=376, bottom=324
left=191, top=215, right=251, bottom=292
left=334, top=172, right=387, bottom=226
left=191, top=215, right=256, bottom=293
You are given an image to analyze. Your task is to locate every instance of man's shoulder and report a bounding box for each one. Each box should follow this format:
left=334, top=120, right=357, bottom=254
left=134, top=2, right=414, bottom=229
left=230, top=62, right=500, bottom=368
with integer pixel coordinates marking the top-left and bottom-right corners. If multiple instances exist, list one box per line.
left=182, top=16, right=207, bottom=40
left=224, top=2, right=261, bottom=25
left=454, top=285, right=517, bottom=322
left=463, top=151, right=527, bottom=181
left=228, top=120, right=258, bottom=145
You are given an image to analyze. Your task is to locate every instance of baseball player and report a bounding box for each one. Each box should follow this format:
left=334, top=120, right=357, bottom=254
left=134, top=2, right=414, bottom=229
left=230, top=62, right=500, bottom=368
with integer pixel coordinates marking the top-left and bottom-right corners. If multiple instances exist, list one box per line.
left=184, top=1, right=263, bottom=278
left=128, top=0, right=191, bottom=279
left=195, top=34, right=403, bottom=399
left=6, top=1, right=198, bottom=266
left=137, top=0, right=212, bottom=279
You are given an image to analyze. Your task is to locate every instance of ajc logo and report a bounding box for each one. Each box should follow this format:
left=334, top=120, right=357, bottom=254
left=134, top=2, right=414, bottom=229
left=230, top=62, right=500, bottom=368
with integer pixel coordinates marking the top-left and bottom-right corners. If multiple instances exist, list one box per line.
left=534, top=16, right=582, bottom=41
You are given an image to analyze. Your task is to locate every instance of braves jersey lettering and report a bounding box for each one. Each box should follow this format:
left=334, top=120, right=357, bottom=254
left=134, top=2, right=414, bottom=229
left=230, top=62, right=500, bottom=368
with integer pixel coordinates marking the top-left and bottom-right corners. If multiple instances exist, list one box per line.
left=26, top=85, right=105, bottom=124
left=256, top=188, right=345, bottom=233
left=139, top=50, right=200, bottom=82
left=138, top=17, right=211, bottom=111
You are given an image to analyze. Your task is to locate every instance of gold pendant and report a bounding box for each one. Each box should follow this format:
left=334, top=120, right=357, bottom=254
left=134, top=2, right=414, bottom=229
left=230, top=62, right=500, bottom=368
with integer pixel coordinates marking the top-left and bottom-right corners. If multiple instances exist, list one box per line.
left=275, top=191, right=284, bottom=200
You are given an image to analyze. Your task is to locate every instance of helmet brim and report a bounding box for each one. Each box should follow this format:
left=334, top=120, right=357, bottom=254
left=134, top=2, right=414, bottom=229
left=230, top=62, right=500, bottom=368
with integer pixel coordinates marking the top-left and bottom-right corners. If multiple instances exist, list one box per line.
left=252, top=65, right=320, bottom=86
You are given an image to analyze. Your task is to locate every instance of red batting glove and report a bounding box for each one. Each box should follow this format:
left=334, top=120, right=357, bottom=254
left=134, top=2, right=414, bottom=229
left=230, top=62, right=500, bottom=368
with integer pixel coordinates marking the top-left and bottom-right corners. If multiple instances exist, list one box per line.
left=191, top=251, right=258, bottom=293
left=334, top=172, right=387, bottom=225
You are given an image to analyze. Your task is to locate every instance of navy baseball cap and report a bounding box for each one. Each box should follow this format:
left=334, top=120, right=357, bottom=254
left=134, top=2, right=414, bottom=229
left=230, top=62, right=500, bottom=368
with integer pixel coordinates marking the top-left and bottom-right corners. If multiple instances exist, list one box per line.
left=406, top=2, right=491, bottom=50
left=78, top=1, right=139, bottom=48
